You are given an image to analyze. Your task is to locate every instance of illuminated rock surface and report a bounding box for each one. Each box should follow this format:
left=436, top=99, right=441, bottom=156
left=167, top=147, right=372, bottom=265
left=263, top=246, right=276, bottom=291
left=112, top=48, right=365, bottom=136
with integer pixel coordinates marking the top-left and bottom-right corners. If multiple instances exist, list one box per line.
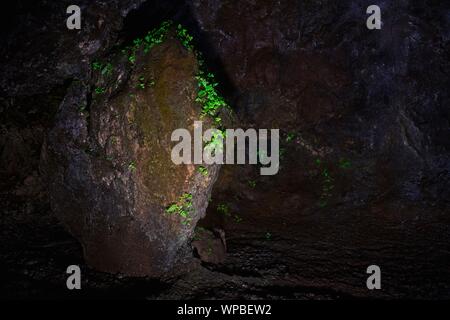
left=43, top=30, right=221, bottom=276
left=0, top=0, right=449, bottom=298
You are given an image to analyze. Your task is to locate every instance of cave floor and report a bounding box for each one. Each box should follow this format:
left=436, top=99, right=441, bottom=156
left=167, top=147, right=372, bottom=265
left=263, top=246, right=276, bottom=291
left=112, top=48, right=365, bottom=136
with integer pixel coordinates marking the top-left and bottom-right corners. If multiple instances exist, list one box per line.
left=1, top=188, right=449, bottom=300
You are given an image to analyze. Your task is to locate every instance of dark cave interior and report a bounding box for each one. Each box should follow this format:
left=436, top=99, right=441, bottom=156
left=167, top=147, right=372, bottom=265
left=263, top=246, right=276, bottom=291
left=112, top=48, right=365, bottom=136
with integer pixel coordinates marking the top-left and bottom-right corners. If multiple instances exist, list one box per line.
left=0, top=0, right=449, bottom=300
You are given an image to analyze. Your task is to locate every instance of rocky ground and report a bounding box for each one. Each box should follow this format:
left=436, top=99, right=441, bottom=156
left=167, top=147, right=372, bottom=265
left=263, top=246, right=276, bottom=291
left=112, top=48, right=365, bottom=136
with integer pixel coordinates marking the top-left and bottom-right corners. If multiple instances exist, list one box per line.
left=1, top=0, right=449, bottom=299
left=1, top=176, right=449, bottom=299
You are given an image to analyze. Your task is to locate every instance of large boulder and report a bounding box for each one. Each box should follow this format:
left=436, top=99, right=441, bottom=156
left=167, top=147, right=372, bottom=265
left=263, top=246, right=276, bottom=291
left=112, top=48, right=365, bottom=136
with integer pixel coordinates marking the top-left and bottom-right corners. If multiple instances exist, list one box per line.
left=42, top=26, right=221, bottom=276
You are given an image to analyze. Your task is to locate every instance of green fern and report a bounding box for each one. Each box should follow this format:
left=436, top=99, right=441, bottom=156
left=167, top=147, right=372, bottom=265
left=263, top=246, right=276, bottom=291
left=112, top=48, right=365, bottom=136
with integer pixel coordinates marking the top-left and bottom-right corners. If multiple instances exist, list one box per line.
left=165, top=193, right=194, bottom=226
left=176, top=24, right=194, bottom=50
left=198, top=166, right=209, bottom=176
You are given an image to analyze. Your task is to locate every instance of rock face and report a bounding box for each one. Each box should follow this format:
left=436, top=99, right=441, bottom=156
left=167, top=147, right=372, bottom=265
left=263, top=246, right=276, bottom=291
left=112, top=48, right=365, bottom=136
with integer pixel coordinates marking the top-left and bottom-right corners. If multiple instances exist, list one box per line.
left=0, top=0, right=146, bottom=97
left=189, top=0, right=450, bottom=298
left=1, top=0, right=450, bottom=298
left=192, top=228, right=226, bottom=264
left=42, top=28, right=220, bottom=276
left=189, top=0, right=450, bottom=205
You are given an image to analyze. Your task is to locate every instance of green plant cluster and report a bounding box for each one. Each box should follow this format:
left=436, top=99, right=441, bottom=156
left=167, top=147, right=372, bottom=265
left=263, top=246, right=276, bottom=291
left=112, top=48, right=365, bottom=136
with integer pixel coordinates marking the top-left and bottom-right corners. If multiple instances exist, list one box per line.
left=143, top=20, right=172, bottom=52
left=122, top=20, right=173, bottom=64
left=248, top=180, right=257, bottom=188
left=174, top=24, right=231, bottom=149
left=92, top=61, right=113, bottom=75
left=197, top=165, right=208, bottom=176
left=196, top=73, right=229, bottom=155
left=94, top=87, right=106, bottom=94
left=204, top=129, right=225, bottom=156
left=233, top=214, right=243, bottom=223
left=195, top=72, right=228, bottom=126
left=216, top=202, right=242, bottom=223
left=128, top=161, right=137, bottom=172
left=216, top=203, right=230, bottom=217
left=137, top=76, right=146, bottom=89
left=339, top=158, right=351, bottom=169
left=116, top=20, right=230, bottom=128
left=166, top=193, right=194, bottom=226
left=176, top=24, right=194, bottom=50
left=286, top=132, right=296, bottom=143
left=314, top=157, right=352, bottom=207
left=169, top=24, right=230, bottom=123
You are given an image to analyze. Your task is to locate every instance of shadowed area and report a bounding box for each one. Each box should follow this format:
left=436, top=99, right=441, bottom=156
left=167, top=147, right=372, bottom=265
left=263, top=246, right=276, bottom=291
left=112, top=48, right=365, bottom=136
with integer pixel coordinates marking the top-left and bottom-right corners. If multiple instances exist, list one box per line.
left=0, top=0, right=449, bottom=299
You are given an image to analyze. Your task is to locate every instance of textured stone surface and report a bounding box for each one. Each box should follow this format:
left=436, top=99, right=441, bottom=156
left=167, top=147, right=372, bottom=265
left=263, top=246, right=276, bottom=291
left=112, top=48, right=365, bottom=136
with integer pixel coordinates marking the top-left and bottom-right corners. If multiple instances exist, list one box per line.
left=0, top=0, right=449, bottom=298
left=189, top=0, right=450, bottom=206
left=190, top=0, right=450, bottom=298
left=42, top=31, right=221, bottom=276
left=0, top=0, right=145, bottom=96
left=192, top=228, right=226, bottom=264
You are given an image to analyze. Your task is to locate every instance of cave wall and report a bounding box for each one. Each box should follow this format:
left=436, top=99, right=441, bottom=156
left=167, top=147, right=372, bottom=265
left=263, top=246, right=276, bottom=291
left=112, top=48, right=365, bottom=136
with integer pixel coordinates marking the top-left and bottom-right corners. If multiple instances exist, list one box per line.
left=0, top=0, right=449, bottom=298
left=191, top=0, right=450, bottom=298
left=189, top=0, right=450, bottom=205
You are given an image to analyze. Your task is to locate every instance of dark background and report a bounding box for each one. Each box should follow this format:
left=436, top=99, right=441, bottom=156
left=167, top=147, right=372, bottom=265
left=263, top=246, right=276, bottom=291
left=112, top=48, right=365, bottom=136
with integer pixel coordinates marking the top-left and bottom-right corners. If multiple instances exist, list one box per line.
left=0, top=0, right=449, bottom=299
